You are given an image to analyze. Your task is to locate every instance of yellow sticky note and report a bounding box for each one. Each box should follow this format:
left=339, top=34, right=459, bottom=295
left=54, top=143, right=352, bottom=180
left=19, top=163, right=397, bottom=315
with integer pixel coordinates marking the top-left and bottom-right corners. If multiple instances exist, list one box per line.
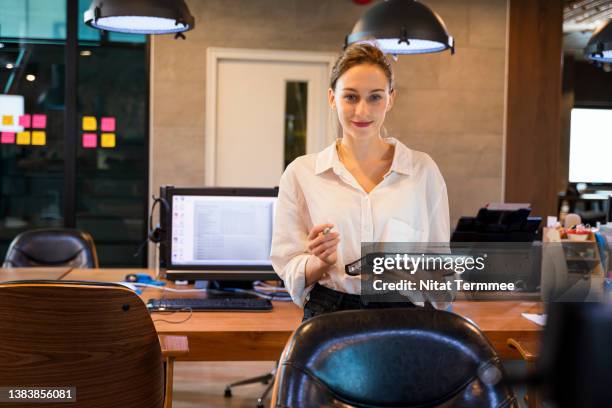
left=16, top=131, right=31, bottom=145
left=101, top=133, right=116, bottom=148
left=31, top=131, right=46, bottom=146
left=82, top=116, right=97, bottom=131
left=2, top=115, right=13, bottom=125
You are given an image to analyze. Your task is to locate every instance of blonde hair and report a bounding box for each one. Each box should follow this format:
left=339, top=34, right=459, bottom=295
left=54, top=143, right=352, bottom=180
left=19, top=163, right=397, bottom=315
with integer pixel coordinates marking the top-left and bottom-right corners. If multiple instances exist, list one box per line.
left=330, top=43, right=394, bottom=91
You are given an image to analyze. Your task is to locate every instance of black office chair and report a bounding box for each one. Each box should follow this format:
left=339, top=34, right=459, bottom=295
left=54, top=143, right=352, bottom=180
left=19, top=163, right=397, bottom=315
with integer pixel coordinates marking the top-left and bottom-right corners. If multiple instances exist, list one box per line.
left=272, top=308, right=518, bottom=408
left=2, top=228, right=99, bottom=268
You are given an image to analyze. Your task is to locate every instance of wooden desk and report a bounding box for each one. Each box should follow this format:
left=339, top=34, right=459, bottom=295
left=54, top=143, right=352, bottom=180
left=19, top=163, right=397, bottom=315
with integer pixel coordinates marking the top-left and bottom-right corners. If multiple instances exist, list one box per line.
left=63, top=268, right=303, bottom=361
left=0, top=267, right=72, bottom=282
left=59, top=268, right=544, bottom=361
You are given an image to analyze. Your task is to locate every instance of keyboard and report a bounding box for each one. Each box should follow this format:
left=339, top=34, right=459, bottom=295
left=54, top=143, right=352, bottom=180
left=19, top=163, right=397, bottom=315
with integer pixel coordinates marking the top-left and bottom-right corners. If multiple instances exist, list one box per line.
left=146, top=297, right=273, bottom=311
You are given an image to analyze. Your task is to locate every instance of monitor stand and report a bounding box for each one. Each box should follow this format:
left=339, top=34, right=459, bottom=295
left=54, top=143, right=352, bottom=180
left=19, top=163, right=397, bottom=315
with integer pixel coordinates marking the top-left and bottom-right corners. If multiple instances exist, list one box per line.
left=191, top=280, right=260, bottom=300
left=195, top=280, right=255, bottom=291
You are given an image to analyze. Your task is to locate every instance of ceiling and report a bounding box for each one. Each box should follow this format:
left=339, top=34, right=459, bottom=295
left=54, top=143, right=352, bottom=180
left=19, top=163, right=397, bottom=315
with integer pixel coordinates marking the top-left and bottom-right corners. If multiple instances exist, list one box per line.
left=563, top=0, right=612, bottom=58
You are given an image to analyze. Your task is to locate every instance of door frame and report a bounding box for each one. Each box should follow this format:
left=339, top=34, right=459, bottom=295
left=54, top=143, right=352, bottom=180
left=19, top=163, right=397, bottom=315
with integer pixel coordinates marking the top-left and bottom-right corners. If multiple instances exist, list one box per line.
left=205, top=47, right=337, bottom=186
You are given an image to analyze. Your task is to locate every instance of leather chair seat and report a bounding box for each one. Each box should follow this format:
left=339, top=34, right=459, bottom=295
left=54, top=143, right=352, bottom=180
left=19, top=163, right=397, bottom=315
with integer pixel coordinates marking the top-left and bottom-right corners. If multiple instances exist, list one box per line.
left=273, top=308, right=517, bottom=407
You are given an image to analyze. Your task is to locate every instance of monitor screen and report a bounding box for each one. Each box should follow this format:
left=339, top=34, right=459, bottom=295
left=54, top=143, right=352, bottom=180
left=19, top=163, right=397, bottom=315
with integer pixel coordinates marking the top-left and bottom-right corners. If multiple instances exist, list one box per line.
left=569, top=107, right=612, bottom=184
left=162, top=187, right=279, bottom=281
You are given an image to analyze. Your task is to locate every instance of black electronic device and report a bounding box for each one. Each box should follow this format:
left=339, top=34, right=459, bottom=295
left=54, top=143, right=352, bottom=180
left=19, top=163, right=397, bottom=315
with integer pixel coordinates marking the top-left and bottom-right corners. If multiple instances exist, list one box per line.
left=451, top=206, right=542, bottom=293
left=160, top=186, right=279, bottom=282
left=146, top=296, right=273, bottom=311
left=451, top=207, right=541, bottom=242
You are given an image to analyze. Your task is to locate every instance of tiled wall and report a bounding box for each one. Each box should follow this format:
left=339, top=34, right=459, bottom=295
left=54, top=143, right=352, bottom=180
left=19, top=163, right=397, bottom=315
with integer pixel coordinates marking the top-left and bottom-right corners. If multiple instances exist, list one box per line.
left=150, top=0, right=508, bottom=233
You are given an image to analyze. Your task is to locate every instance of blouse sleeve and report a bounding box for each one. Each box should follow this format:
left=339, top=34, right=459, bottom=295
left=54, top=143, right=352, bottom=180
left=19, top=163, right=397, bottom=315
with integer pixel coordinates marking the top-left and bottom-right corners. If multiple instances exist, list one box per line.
left=270, top=162, right=314, bottom=308
left=426, top=157, right=451, bottom=243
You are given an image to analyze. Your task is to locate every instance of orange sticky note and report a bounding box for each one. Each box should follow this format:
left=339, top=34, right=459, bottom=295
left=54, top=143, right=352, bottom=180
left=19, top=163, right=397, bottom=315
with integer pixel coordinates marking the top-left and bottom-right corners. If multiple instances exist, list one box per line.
left=2, top=115, right=13, bottom=125
left=16, top=131, right=31, bottom=145
left=100, top=133, right=116, bottom=148
left=31, top=131, right=46, bottom=146
left=82, top=116, right=97, bottom=131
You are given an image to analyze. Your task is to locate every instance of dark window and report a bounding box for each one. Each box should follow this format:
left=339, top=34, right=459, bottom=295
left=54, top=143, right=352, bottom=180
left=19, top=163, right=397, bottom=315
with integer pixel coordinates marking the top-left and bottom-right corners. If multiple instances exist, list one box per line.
left=0, top=0, right=149, bottom=266
left=284, top=81, right=308, bottom=168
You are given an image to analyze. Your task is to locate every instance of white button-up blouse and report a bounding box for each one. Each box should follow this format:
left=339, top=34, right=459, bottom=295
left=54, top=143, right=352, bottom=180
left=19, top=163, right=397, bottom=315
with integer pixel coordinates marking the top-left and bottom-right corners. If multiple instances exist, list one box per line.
left=270, top=137, right=450, bottom=307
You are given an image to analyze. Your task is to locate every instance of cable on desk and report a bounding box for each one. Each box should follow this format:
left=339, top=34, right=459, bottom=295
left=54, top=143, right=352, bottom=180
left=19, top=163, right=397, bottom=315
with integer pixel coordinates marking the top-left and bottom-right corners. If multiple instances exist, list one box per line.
left=224, top=288, right=292, bottom=301
left=132, top=282, right=291, bottom=302
left=133, top=283, right=210, bottom=293
left=134, top=283, right=291, bottom=300
left=152, top=307, right=193, bottom=324
left=253, top=280, right=287, bottom=290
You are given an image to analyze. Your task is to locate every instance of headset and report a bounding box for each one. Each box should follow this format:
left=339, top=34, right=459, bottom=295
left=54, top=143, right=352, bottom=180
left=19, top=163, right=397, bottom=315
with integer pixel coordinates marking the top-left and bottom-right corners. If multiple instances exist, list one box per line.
left=134, top=194, right=170, bottom=259
left=148, top=194, right=170, bottom=244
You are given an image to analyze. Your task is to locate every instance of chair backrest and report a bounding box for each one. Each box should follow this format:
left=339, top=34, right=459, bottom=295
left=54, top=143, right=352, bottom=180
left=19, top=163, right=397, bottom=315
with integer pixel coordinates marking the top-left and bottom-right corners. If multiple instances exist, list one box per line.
left=2, top=228, right=99, bottom=268
left=273, top=308, right=517, bottom=408
left=0, top=281, right=164, bottom=408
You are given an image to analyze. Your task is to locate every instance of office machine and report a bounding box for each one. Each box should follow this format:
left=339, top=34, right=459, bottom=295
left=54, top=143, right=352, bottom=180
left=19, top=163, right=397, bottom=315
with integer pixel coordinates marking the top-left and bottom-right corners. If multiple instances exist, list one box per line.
left=451, top=206, right=541, bottom=243
left=160, top=186, right=279, bottom=282
left=451, top=206, right=542, bottom=293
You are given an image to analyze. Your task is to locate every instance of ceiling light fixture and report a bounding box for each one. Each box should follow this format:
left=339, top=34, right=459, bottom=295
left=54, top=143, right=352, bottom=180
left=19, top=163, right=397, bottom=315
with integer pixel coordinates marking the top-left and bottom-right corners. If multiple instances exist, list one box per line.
left=346, top=0, right=454, bottom=56
left=585, top=19, right=612, bottom=63
left=84, top=0, right=195, bottom=37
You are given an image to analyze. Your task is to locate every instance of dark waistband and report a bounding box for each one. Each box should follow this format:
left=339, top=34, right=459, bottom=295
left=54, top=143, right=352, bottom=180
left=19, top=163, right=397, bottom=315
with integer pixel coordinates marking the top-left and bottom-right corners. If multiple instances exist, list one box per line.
left=309, top=283, right=416, bottom=309
left=311, top=283, right=361, bottom=303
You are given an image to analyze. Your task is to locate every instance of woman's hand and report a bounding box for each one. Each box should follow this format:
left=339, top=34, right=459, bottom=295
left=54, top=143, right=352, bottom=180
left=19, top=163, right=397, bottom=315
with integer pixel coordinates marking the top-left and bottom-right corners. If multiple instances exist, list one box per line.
left=307, top=223, right=340, bottom=265
left=304, top=224, right=340, bottom=287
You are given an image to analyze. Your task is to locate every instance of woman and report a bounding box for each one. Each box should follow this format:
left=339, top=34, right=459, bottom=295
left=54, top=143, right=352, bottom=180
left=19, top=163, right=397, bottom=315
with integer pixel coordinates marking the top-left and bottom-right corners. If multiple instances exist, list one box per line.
left=270, top=43, right=450, bottom=321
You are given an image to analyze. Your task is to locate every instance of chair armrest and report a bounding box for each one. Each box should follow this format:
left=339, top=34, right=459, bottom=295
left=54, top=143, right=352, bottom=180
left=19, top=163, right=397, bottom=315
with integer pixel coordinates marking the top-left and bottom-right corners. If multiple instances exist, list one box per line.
left=160, top=336, right=189, bottom=408
left=159, top=335, right=189, bottom=358
left=507, top=338, right=538, bottom=362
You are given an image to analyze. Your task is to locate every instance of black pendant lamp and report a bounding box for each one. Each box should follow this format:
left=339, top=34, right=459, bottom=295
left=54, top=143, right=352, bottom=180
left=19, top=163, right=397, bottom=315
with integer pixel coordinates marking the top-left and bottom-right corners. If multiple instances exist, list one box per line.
left=585, top=19, right=612, bottom=63
left=346, top=0, right=454, bottom=55
left=84, top=0, right=195, bottom=35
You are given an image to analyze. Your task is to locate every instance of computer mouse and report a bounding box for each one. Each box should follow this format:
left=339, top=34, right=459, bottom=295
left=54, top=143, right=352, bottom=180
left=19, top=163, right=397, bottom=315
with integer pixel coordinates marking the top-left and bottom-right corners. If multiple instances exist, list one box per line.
left=125, top=273, right=153, bottom=283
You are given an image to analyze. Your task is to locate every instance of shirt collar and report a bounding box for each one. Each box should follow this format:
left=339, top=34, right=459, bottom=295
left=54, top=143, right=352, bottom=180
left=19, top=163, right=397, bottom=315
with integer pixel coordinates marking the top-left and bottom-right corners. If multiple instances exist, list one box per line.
left=314, top=137, right=413, bottom=176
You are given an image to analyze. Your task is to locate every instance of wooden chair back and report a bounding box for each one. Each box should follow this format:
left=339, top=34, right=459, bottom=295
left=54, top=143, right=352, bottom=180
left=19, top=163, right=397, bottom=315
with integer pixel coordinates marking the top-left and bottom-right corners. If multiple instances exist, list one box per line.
left=0, top=281, right=164, bottom=408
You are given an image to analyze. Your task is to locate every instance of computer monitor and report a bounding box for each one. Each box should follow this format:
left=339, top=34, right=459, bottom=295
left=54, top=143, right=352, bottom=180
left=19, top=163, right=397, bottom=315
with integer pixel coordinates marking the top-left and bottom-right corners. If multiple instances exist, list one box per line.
left=569, top=107, right=612, bottom=184
left=160, top=186, right=279, bottom=281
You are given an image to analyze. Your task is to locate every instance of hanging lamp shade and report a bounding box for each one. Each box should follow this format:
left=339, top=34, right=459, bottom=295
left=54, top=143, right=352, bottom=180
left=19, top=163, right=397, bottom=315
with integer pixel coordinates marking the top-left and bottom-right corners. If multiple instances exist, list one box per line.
left=84, top=0, right=195, bottom=35
left=346, top=0, right=454, bottom=55
left=585, top=19, right=612, bottom=63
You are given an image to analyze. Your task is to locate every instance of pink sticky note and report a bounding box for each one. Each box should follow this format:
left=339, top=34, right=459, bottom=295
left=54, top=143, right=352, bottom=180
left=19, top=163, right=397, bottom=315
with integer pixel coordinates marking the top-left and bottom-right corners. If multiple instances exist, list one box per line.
left=1, top=132, right=16, bottom=144
left=82, top=133, right=97, bottom=148
left=19, top=114, right=31, bottom=128
left=100, top=117, right=116, bottom=132
left=32, top=114, right=47, bottom=129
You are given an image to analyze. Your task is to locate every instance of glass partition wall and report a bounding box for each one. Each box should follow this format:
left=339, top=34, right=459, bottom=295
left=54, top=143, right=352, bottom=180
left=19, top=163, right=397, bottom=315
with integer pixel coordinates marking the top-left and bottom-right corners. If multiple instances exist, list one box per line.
left=0, top=0, right=149, bottom=266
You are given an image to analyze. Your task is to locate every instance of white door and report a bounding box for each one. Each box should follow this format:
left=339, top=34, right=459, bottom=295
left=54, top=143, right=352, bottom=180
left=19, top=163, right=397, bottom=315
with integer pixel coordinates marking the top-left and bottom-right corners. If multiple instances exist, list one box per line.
left=206, top=48, right=336, bottom=187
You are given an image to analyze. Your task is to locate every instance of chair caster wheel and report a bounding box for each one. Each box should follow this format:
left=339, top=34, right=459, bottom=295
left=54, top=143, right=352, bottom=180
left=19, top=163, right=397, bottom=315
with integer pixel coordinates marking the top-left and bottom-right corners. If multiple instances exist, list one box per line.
left=224, top=387, right=232, bottom=398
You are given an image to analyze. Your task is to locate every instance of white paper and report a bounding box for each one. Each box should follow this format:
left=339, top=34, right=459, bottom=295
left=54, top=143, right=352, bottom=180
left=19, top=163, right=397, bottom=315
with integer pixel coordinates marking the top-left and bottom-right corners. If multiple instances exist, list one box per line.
left=521, top=312, right=546, bottom=326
